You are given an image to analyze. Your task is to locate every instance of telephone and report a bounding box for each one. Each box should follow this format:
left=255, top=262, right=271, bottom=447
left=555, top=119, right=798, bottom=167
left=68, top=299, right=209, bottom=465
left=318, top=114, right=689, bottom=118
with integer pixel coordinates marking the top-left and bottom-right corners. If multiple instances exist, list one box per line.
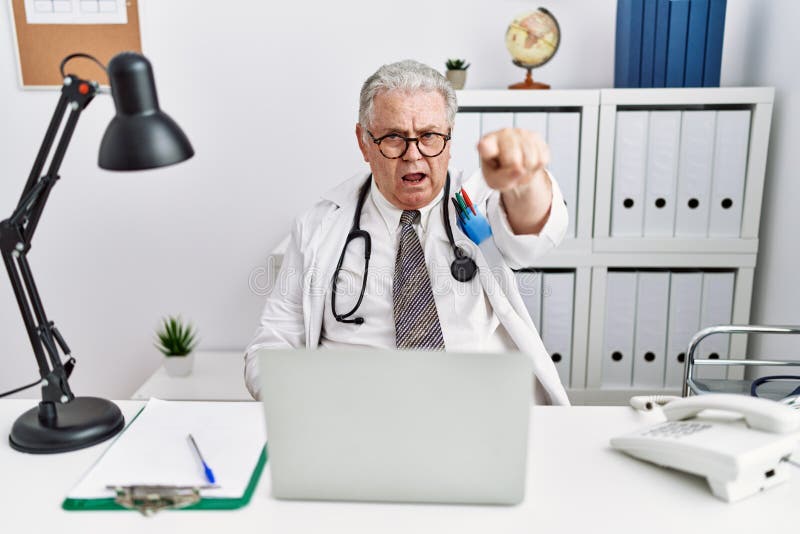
left=611, top=394, right=800, bottom=502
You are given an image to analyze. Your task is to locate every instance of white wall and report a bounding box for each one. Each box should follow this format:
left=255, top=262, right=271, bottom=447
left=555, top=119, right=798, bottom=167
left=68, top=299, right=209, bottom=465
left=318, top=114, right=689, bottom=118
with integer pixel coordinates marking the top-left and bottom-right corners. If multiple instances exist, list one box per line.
left=0, top=0, right=795, bottom=399
left=726, top=1, right=800, bottom=363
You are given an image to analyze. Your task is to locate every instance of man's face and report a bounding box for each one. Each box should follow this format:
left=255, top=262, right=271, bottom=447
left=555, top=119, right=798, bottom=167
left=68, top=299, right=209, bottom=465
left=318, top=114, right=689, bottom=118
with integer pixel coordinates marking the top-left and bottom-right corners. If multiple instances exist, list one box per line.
left=356, top=90, right=451, bottom=211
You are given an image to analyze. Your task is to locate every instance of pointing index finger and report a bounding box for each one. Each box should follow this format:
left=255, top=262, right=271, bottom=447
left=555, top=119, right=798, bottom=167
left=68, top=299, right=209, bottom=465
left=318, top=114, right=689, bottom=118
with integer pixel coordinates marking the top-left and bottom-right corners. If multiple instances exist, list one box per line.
left=477, top=133, right=501, bottom=170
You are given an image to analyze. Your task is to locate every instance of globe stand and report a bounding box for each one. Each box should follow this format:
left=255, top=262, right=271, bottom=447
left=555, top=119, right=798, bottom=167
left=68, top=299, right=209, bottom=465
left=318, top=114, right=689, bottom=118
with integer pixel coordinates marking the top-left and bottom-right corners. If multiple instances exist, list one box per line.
left=509, top=62, right=550, bottom=90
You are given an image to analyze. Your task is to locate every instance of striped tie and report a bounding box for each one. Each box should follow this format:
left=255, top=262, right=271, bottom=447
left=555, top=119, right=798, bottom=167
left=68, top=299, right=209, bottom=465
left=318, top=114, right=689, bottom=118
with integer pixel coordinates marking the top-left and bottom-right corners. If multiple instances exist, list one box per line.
left=393, top=210, right=445, bottom=350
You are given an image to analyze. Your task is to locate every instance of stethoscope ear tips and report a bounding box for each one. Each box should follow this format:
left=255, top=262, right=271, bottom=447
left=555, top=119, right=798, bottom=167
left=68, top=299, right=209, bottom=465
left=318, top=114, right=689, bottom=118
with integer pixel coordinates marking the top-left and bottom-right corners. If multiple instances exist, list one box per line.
left=450, top=252, right=477, bottom=283
left=354, top=317, right=365, bottom=325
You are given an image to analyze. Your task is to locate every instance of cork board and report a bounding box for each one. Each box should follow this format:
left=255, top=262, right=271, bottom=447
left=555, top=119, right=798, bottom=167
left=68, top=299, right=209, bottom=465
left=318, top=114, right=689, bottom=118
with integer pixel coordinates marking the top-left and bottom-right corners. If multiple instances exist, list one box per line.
left=9, top=0, right=141, bottom=88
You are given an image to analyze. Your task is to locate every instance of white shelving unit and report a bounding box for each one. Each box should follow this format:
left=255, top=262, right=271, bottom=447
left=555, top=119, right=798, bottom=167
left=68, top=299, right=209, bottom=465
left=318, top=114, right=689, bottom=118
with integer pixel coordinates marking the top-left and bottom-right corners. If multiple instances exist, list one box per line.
left=456, top=87, right=774, bottom=405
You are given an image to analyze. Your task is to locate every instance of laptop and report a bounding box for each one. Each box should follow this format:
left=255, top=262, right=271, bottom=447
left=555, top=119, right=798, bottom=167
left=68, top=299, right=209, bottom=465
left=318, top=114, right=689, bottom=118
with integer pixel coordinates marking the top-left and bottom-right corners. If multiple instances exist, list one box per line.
left=257, top=348, right=532, bottom=505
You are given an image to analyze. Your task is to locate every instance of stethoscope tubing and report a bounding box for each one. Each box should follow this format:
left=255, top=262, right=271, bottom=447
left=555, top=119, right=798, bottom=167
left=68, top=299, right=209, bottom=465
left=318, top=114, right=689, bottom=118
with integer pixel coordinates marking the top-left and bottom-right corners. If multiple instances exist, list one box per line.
left=331, top=173, right=477, bottom=324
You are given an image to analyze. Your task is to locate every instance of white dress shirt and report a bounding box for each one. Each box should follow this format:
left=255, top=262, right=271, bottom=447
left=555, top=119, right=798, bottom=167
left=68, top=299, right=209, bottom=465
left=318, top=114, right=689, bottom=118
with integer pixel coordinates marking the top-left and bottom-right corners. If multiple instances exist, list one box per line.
left=321, top=177, right=517, bottom=352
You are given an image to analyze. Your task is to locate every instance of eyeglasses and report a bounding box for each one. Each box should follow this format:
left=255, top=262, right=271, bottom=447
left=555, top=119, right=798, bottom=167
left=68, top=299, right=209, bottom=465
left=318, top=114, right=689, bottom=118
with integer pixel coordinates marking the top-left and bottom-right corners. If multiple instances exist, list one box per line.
left=367, top=130, right=451, bottom=159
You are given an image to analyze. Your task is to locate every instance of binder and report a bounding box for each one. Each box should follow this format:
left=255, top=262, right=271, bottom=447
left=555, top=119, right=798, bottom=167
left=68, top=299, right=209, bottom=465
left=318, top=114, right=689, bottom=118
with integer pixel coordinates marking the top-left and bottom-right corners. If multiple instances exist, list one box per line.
left=697, top=271, right=735, bottom=381
left=684, top=0, right=709, bottom=87
left=643, top=111, right=681, bottom=236
left=63, top=399, right=267, bottom=512
left=708, top=110, right=751, bottom=237
left=515, top=270, right=542, bottom=331
left=480, top=112, right=515, bottom=135
left=602, top=271, right=638, bottom=387
left=451, top=112, right=482, bottom=180
left=611, top=111, right=648, bottom=236
left=675, top=111, right=716, bottom=237
left=665, top=0, right=690, bottom=87
left=514, top=111, right=548, bottom=138
left=614, top=0, right=644, bottom=87
left=640, top=0, right=658, bottom=87
left=665, top=271, right=703, bottom=389
left=541, top=272, right=575, bottom=387
left=703, top=0, right=727, bottom=87
left=632, top=271, right=670, bottom=388
left=652, top=0, right=671, bottom=87
left=546, top=112, right=581, bottom=238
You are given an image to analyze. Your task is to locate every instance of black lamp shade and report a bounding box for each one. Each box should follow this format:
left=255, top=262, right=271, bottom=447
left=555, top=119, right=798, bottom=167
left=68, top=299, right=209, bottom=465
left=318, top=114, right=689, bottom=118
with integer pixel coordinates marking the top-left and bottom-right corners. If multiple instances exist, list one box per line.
left=99, top=52, right=194, bottom=170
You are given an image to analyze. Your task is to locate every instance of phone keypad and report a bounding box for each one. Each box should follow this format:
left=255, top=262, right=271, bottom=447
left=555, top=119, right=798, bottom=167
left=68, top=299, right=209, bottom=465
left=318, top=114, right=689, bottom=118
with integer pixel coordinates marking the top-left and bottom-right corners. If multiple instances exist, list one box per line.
left=642, top=421, right=712, bottom=438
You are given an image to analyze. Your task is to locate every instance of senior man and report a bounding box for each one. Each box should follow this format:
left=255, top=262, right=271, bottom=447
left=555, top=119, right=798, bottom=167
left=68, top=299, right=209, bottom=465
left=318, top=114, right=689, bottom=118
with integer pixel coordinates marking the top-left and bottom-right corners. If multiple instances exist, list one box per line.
left=245, top=60, right=569, bottom=405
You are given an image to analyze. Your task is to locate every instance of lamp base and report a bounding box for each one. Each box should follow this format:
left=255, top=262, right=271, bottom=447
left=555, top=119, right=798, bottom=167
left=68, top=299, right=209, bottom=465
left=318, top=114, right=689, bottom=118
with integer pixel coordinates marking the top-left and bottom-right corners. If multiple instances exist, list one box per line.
left=9, top=397, right=124, bottom=454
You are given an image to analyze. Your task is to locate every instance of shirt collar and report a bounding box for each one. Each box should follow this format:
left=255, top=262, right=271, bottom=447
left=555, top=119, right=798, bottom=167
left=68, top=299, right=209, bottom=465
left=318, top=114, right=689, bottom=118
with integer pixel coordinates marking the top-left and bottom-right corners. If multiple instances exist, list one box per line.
left=369, top=177, right=444, bottom=235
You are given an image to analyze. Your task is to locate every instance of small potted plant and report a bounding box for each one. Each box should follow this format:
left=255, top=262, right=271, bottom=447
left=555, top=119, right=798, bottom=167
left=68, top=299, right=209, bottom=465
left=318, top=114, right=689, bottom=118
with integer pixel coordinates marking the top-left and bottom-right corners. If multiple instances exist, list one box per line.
left=155, top=315, right=198, bottom=377
left=445, top=58, right=470, bottom=90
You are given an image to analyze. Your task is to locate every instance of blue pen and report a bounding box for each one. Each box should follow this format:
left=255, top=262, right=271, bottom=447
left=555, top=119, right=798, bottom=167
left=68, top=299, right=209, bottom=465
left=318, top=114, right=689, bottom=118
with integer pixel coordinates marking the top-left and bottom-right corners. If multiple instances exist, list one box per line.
left=188, top=434, right=216, bottom=484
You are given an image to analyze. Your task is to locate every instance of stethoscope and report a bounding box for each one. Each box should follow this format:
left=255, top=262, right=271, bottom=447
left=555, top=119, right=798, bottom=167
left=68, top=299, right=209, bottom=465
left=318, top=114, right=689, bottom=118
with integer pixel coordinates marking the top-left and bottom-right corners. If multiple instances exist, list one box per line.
left=331, top=173, right=478, bottom=324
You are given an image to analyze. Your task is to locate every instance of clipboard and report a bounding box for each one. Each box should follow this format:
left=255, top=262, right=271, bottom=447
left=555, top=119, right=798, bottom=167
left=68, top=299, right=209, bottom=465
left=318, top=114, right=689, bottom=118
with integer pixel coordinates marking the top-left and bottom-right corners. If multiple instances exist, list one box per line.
left=62, top=399, right=267, bottom=514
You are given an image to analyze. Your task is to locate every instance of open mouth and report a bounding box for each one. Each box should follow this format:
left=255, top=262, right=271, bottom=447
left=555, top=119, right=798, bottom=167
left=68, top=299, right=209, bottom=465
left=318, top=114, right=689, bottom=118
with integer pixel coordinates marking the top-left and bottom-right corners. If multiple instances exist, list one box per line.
left=402, top=173, right=427, bottom=183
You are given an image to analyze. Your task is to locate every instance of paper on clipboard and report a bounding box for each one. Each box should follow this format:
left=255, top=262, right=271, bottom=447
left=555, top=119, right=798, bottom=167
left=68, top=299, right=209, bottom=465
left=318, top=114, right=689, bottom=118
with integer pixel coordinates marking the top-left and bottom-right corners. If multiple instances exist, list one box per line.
left=67, top=399, right=266, bottom=500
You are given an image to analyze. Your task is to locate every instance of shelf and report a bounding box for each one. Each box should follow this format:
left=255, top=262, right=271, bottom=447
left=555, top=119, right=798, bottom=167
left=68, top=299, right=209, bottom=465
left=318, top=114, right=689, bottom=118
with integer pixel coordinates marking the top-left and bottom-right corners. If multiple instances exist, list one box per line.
left=593, top=237, right=759, bottom=255
left=520, top=249, right=756, bottom=269
left=600, top=87, right=775, bottom=106
left=593, top=253, right=756, bottom=269
left=455, top=87, right=776, bottom=109
left=456, top=89, right=599, bottom=108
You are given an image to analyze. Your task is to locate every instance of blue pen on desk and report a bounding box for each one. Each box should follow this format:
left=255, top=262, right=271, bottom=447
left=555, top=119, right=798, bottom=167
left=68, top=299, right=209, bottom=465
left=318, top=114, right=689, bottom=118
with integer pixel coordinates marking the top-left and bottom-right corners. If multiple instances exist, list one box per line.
left=188, top=434, right=216, bottom=484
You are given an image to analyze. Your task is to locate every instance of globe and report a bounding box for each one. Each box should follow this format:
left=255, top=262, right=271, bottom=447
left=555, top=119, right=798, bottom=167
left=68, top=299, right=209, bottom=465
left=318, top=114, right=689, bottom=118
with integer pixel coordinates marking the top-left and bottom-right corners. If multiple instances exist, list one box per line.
left=505, top=8, right=560, bottom=89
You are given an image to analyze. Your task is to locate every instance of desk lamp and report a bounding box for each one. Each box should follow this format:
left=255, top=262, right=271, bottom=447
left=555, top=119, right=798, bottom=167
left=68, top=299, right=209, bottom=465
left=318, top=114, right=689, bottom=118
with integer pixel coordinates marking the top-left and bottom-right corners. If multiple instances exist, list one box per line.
left=1, top=52, right=193, bottom=453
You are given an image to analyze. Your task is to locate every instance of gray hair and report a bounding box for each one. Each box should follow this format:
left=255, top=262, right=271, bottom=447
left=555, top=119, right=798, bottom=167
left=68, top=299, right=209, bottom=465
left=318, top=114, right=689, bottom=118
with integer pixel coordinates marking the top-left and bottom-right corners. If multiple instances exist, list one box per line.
left=358, top=60, right=458, bottom=140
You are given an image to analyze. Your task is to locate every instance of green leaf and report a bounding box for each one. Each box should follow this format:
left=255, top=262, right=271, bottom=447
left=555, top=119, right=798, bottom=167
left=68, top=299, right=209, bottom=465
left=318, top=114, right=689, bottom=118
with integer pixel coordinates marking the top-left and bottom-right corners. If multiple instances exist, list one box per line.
left=445, top=58, right=470, bottom=70
left=155, top=315, right=198, bottom=356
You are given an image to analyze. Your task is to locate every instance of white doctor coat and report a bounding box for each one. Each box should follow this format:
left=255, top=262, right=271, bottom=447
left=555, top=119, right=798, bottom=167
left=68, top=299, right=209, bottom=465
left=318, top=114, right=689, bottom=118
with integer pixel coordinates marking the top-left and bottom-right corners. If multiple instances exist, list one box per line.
left=244, top=169, right=571, bottom=405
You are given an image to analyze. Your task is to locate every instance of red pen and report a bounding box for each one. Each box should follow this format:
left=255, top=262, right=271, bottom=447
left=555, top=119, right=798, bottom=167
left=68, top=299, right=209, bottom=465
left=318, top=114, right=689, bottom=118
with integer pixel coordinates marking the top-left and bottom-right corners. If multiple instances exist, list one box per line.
left=460, top=187, right=477, bottom=215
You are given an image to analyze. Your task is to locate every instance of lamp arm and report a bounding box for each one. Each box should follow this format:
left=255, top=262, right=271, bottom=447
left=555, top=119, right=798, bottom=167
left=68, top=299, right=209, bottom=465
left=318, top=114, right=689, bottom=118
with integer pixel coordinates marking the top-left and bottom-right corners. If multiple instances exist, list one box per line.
left=0, top=75, right=97, bottom=405
left=0, top=247, right=74, bottom=404
left=17, top=91, right=69, bottom=205
left=15, top=79, right=95, bottom=243
left=20, top=107, right=83, bottom=244
left=1, top=252, right=52, bottom=375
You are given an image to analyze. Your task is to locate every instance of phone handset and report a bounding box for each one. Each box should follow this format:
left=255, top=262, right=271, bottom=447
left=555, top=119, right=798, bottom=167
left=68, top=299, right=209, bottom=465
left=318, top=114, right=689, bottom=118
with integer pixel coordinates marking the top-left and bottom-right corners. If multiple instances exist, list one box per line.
left=662, top=394, right=800, bottom=434
left=615, top=393, right=800, bottom=502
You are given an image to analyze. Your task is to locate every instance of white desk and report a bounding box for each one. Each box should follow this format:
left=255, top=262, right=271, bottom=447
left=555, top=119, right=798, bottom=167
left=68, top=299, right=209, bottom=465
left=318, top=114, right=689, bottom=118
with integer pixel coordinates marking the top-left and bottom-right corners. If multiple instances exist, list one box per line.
left=2, top=400, right=798, bottom=534
left=132, top=351, right=252, bottom=401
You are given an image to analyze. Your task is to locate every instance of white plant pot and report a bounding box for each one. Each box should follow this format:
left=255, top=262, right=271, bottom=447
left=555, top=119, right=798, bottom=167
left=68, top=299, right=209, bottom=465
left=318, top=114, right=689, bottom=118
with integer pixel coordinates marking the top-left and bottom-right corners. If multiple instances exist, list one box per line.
left=446, top=69, right=467, bottom=90
left=163, top=352, right=195, bottom=377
